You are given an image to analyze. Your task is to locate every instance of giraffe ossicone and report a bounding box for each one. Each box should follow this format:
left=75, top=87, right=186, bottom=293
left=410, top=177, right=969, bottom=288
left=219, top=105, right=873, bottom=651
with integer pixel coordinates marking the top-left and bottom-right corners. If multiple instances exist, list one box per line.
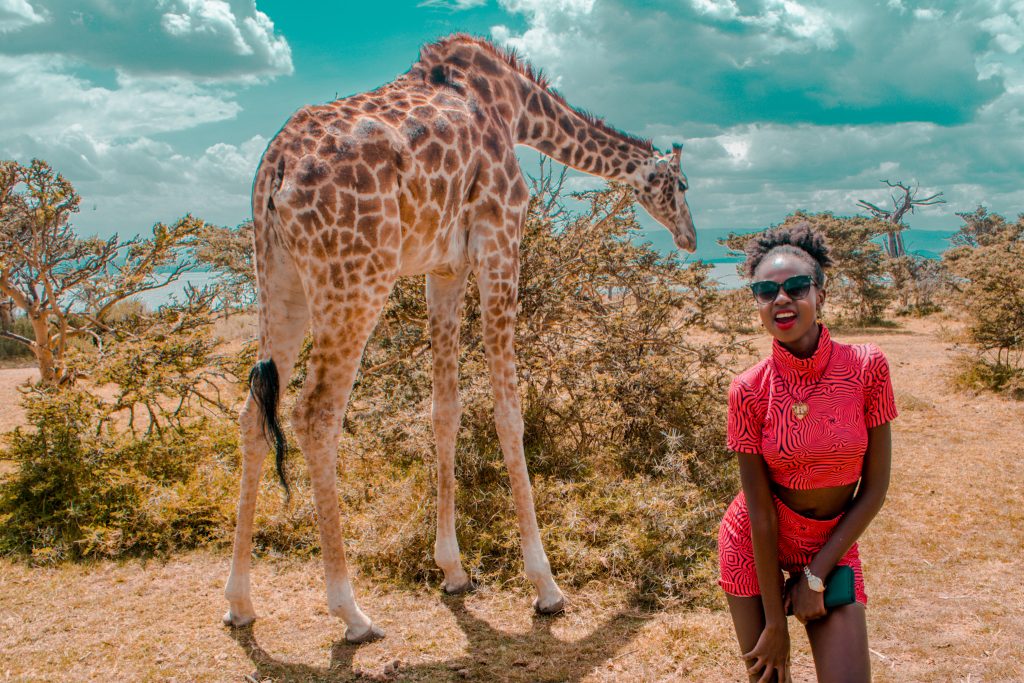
left=223, top=33, right=696, bottom=641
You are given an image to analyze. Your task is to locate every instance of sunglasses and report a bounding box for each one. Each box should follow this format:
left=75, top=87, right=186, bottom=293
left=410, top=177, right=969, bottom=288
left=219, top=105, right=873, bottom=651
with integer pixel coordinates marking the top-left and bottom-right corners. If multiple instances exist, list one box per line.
left=750, top=275, right=815, bottom=304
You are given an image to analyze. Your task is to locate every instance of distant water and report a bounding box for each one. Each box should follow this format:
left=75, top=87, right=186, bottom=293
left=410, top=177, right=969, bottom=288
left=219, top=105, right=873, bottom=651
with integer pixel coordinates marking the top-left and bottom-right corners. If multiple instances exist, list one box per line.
left=639, top=227, right=958, bottom=289
left=134, top=271, right=219, bottom=309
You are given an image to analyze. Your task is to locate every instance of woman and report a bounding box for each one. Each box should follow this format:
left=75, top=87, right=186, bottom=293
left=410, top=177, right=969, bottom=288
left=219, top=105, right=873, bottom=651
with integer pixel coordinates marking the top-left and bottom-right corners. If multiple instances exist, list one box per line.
left=718, top=223, right=898, bottom=682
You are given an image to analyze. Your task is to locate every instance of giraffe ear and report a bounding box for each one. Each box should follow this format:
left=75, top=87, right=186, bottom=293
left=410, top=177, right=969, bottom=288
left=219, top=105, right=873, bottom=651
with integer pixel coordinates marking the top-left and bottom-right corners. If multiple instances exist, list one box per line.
left=671, top=143, right=682, bottom=164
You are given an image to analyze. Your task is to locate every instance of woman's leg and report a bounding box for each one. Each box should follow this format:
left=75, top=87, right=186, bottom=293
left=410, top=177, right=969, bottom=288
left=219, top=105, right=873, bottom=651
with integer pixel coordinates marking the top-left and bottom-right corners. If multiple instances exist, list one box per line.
left=804, top=602, right=870, bottom=683
left=727, top=594, right=787, bottom=683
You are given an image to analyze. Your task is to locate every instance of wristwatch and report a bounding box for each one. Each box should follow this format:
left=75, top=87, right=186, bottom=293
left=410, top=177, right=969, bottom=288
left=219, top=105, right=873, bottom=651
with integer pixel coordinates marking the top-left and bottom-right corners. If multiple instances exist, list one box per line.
left=803, top=566, right=825, bottom=592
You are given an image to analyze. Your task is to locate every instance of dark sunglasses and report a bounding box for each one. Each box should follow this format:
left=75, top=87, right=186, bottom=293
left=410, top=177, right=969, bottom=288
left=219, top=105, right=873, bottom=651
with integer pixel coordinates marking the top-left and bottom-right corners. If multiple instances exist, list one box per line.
left=750, top=275, right=815, bottom=304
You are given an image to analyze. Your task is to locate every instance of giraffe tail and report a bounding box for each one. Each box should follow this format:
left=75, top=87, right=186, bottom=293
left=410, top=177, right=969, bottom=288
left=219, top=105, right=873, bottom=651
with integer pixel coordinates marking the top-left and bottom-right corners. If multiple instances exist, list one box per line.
left=249, top=148, right=290, bottom=498
left=248, top=357, right=289, bottom=498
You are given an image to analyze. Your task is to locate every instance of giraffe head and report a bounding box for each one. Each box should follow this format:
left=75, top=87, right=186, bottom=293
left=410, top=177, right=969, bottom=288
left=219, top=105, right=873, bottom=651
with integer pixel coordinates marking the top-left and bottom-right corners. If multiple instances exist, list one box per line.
left=632, top=144, right=696, bottom=252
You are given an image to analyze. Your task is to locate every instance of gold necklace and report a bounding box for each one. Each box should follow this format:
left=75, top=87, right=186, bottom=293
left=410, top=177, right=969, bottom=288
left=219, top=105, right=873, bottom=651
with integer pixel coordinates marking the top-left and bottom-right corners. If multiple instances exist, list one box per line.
left=777, top=347, right=832, bottom=420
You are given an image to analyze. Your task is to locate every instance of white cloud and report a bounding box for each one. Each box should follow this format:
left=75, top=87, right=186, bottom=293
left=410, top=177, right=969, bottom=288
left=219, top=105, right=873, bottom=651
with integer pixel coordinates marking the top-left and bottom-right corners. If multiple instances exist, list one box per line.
left=1, top=129, right=268, bottom=232
left=691, top=0, right=740, bottom=21
left=644, top=115, right=1024, bottom=230
left=0, top=0, right=44, bottom=32
left=688, top=0, right=840, bottom=53
left=742, top=0, right=839, bottom=52
left=162, top=0, right=254, bottom=56
left=418, top=0, right=487, bottom=9
left=981, top=10, right=1024, bottom=54
left=492, top=0, right=598, bottom=85
left=0, top=2, right=288, bottom=236
left=0, top=55, right=240, bottom=139
left=0, top=0, right=292, bottom=80
left=913, top=7, right=945, bottom=21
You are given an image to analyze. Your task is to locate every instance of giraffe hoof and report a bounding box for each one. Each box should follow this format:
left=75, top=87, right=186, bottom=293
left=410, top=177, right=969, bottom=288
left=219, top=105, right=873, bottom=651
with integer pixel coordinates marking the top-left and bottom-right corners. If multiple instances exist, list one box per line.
left=533, top=595, right=565, bottom=616
left=345, top=623, right=385, bottom=644
left=442, top=578, right=476, bottom=595
left=222, top=609, right=256, bottom=628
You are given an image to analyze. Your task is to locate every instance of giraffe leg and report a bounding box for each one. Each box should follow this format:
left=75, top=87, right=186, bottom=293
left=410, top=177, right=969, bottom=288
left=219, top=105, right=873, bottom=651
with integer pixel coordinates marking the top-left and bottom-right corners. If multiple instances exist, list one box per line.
left=426, top=271, right=473, bottom=594
left=474, top=260, right=565, bottom=615
left=224, top=231, right=309, bottom=627
left=291, top=281, right=397, bottom=643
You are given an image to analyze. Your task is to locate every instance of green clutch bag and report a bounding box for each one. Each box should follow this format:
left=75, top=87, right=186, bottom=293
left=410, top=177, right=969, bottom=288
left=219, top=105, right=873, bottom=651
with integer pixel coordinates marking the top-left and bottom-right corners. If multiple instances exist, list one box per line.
left=785, top=565, right=856, bottom=614
left=823, top=565, right=856, bottom=609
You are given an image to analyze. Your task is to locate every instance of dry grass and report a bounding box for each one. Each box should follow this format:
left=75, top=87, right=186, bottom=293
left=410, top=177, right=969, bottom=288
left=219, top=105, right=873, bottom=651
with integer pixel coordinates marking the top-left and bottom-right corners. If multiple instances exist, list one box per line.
left=1, top=314, right=1022, bottom=682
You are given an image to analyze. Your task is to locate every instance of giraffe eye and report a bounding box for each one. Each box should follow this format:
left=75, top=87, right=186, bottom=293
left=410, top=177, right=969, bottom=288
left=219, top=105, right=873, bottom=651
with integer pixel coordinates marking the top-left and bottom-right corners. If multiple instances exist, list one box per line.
left=677, top=180, right=688, bottom=192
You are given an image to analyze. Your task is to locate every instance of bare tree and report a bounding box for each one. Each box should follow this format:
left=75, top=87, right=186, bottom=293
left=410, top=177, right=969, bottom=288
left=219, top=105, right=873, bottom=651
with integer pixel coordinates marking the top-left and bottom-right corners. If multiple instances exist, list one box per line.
left=856, top=179, right=945, bottom=258
left=0, top=158, right=206, bottom=384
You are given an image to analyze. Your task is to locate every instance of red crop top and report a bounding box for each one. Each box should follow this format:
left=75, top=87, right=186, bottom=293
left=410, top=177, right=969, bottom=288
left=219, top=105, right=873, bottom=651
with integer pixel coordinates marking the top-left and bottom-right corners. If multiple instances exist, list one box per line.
left=726, top=325, right=898, bottom=490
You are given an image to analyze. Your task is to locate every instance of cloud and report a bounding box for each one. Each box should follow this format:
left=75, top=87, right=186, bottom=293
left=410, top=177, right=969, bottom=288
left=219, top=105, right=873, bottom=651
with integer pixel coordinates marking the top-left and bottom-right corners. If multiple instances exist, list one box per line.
left=0, top=2, right=290, bottom=236
left=418, top=0, right=488, bottom=9
left=0, top=55, right=240, bottom=140
left=0, top=128, right=268, bottom=232
left=0, top=0, right=292, bottom=80
left=490, top=0, right=1003, bottom=127
left=487, top=0, right=1024, bottom=230
left=0, top=0, right=44, bottom=32
left=492, top=0, right=598, bottom=87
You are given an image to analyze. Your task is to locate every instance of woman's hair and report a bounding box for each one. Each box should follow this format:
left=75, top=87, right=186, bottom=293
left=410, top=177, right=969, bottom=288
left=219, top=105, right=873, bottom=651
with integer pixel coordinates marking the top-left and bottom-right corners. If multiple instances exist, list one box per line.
left=742, top=221, right=834, bottom=285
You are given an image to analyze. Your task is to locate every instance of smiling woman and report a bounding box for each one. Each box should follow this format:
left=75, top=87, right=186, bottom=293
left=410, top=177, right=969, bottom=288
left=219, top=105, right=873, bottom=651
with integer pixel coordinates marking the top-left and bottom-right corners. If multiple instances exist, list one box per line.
left=718, top=222, right=898, bottom=683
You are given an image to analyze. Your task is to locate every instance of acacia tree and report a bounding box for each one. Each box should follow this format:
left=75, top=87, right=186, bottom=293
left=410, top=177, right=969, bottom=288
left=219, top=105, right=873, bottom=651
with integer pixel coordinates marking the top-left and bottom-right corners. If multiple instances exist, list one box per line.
left=856, top=179, right=945, bottom=258
left=943, top=207, right=1024, bottom=395
left=0, top=159, right=206, bottom=384
left=194, top=220, right=256, bottom=316
left=721, top=211, right=895, bottom=325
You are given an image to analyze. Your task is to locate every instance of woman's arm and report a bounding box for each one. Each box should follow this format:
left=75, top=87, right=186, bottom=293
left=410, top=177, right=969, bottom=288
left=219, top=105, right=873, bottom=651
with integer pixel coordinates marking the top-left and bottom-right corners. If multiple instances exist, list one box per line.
left=739, top=452, right=788, bottom=625
left=809, top=421, right=891, bottom=577
left=737, top=451, right=791, bottom=680
left=789, top=421, right=892, bottom=621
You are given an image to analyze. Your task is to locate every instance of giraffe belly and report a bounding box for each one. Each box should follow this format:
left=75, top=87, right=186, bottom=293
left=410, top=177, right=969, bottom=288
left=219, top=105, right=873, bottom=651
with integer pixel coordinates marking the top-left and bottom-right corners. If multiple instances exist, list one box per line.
left=395, top=225, right=468, bottom=277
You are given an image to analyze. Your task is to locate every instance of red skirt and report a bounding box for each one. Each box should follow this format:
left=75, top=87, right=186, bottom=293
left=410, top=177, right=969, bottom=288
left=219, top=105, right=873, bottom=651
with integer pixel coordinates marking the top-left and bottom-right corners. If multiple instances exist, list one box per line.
left=718, top=491, right=867, bottom=604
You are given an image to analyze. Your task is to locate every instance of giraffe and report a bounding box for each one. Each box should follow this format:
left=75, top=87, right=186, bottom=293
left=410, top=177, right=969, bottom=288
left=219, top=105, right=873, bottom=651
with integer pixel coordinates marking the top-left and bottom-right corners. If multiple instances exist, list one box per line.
left=223, top=34, right=697, bottom=643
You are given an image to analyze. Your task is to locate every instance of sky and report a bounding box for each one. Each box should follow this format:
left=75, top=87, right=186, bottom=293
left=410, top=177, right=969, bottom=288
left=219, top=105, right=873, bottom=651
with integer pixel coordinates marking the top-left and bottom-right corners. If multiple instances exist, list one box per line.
left=2, top=0, right=1023, bottom=242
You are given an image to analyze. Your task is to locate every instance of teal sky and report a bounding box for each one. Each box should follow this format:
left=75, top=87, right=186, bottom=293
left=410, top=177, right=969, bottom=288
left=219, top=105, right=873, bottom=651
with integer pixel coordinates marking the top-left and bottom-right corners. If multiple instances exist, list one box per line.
left=2, top=0, right=1022, bottom=241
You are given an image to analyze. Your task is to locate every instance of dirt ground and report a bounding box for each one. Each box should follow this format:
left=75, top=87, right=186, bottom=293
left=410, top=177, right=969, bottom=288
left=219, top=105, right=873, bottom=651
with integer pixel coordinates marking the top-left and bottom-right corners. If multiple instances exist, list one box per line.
left=1, top=315, right=1022, bottom=682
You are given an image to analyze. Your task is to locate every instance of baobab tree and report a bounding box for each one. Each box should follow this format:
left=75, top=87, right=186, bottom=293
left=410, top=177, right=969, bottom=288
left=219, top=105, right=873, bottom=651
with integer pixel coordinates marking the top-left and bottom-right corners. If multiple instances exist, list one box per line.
left=856, top=179, right=945, bottom=258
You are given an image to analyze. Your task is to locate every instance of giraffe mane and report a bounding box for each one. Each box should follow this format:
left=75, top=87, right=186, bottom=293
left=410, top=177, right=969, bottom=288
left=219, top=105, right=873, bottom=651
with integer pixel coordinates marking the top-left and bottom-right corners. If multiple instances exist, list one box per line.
left=417, top=34, right=656, bottom=153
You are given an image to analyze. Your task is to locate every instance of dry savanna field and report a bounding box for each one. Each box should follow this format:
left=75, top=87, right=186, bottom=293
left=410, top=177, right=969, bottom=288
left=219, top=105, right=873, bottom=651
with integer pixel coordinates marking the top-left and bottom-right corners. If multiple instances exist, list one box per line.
left=0, top=314, right=1022, bottom=682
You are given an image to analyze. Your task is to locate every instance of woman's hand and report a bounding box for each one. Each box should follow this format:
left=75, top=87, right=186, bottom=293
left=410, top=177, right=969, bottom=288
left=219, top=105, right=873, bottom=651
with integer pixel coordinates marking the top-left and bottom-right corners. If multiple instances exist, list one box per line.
left=784, top=574, right=827, bottom=624
left=743, top=622, right=792, bottom=683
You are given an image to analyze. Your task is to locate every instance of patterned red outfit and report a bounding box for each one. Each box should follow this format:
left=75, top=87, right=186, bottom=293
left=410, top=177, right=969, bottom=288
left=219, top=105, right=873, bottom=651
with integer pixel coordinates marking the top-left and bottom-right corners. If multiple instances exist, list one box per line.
left=718, top=324, right=898, bottom=604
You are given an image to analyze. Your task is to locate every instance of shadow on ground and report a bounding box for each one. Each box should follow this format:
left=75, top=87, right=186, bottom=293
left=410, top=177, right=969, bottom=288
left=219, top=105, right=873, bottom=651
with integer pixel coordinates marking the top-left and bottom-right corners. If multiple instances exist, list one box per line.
left=228, top=593, right=649, bottom=682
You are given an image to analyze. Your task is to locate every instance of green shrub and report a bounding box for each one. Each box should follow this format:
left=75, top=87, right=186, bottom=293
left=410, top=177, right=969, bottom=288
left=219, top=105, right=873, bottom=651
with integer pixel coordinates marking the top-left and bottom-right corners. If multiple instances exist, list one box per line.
left=0, top=385, right=237, bottom=562
left=943, top=208, right=1024, bottom=398
left=952, top=354, right=1024, bottom=400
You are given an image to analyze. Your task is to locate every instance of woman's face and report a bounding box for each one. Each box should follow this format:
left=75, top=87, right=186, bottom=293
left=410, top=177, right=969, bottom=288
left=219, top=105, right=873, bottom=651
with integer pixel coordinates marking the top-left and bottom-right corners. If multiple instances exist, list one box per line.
left=751, top=252, right=825, bottom=345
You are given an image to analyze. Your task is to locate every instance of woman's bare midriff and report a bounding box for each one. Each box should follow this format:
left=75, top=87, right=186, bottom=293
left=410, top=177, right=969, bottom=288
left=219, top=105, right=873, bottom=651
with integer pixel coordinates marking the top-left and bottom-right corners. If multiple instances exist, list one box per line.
left=771, top=481, right=858, bottom=520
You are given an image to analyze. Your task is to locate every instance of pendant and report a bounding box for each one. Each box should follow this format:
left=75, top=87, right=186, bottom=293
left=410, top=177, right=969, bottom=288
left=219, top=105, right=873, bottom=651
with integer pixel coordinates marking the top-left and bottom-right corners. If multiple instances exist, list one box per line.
left=792, top=402, right=809, bottom=420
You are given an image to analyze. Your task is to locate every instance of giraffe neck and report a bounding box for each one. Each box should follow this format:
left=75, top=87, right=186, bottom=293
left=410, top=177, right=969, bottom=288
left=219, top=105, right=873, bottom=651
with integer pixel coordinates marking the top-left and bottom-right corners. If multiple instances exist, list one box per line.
left=511, top=81, right=652, bottom=184
left=415, top=37, right=652, bottom=185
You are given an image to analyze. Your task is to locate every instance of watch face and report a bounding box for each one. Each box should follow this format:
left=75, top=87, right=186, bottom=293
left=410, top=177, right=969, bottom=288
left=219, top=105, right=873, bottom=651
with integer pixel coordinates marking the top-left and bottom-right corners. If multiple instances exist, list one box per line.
left=804, top=567, right=825, bottom=592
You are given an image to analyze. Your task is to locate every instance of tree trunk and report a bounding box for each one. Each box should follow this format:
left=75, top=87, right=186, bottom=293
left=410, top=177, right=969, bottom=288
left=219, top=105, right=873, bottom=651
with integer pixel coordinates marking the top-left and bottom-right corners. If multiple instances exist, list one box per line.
left=894, top=231, right=906, bottom=258
left=30, top=314, right=56, bottom=385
